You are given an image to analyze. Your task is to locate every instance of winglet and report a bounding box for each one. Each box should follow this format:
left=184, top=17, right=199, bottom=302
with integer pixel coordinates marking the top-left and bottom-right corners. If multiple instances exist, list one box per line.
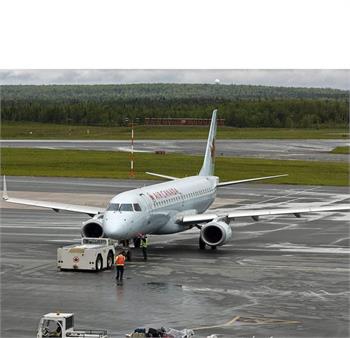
left=3, top=176, right=8, bottom=200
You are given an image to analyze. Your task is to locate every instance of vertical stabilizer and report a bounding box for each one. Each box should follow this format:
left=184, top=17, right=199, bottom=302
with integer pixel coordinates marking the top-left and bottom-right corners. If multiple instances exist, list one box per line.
left=199, top=109, right=217, bottom=176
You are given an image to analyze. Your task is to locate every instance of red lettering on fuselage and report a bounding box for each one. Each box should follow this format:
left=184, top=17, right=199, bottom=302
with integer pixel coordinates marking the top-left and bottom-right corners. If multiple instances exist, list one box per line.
left=148, top=187, right=181, bottom=200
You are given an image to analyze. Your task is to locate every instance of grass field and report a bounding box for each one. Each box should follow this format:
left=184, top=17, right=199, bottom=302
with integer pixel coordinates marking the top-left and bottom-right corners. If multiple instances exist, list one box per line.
left=2, top=121, right=349, bottom=140
left=1, top=148, right=348, bottom=186
left=330, top=146, right=350, bottom=154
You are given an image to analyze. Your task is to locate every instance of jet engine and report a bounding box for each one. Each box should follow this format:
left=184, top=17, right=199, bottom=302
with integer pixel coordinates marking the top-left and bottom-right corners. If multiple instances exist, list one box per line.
left=200, top=220, right=232, bottom=246
left=81, top=215, right=104, bottom=238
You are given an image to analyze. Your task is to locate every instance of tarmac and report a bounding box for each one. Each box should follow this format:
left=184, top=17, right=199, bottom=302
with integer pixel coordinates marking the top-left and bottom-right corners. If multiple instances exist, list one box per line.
left=0, top=177, right=349, bottom=338
left=1, top=139, right=349, bottom=162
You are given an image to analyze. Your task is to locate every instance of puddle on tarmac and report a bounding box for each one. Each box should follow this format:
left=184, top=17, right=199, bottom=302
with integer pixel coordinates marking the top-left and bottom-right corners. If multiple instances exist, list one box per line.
left=146, top=282, right=182, bottom=290
left=112, top=280, right=248, bottom=328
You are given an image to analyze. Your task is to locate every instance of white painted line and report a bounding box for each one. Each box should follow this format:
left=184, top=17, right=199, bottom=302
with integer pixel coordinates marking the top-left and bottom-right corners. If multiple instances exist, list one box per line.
left=331, top=237, right=350, bottom=245
left=266, top=243, right=350, bottom=254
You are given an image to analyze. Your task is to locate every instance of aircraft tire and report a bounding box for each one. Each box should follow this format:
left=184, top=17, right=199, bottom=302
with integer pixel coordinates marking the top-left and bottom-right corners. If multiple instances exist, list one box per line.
left=95, top=255, right=103, bottom=272
left=211, top=245, right=217, bottom=250
left=199, top=236, right=206, bottom=250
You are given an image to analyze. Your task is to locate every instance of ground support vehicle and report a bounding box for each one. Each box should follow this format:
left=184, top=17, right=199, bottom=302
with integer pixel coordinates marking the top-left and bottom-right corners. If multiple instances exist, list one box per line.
left=37, top=312, right=109, bottom=338
left=57, top=238, right=117, bottom=271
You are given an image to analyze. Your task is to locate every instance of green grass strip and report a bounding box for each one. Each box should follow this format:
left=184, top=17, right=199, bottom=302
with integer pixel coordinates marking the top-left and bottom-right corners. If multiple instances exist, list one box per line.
left=330, top=146, right=350, bottom=154
left=1, top=148, right=349, bottom=186
left=2, top=122, right=349, bottom=140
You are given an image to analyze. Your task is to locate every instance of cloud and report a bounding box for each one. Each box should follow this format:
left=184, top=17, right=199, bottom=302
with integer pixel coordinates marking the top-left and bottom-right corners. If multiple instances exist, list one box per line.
left=0, top=69, right=349, bottom=90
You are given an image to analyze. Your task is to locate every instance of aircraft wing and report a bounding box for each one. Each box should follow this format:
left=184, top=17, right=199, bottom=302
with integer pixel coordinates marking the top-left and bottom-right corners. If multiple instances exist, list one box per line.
left=2, top=177, right=104, bottom=216
left=179, top=204, right=350, bottom=224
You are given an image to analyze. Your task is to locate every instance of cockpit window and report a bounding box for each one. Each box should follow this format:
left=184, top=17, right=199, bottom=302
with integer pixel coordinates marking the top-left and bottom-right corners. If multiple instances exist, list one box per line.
left=107, top=203, right=119, bottom=211
left=119, top=204, right=133, bottom=212
left=133, top=203, right=142, bottom=211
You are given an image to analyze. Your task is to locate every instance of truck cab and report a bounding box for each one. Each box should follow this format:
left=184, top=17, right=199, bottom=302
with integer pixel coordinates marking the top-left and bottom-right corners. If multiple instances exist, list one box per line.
left=37, top=312, right=108, bottom=338
left=37, top=313, right=73, bottom=338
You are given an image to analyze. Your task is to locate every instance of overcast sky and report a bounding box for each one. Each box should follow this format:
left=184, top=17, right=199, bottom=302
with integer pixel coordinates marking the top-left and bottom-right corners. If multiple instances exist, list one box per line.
left=0, top=70, right=349, bottom=90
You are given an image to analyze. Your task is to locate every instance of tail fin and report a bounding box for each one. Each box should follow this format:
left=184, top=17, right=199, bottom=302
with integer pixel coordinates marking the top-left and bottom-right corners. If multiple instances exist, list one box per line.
left=199, top=109, right=217, bottom=176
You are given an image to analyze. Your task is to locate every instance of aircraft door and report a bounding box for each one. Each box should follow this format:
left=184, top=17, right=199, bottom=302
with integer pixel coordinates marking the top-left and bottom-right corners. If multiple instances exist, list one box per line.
left=139, top=193, right=153, bottom=211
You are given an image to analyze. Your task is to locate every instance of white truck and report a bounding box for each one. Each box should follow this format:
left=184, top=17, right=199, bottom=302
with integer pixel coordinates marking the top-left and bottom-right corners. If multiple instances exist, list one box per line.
left=57, top=238, right=117, bottom=272
left=37, top=312, right=109, bottom=338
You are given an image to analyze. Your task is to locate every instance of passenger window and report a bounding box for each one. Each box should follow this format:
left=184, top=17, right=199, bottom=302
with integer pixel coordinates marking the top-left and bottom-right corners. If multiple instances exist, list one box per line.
left=107, top=203, right=119, bottom=211
left=120, top=204, right=133, bottom=212
left=133, top=203, right=142, bottom=211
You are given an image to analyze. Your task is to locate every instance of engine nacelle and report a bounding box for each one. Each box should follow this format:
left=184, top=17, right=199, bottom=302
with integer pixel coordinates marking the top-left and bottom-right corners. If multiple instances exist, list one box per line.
left=200, top=220, right=232, bottom=246
left=81, top=215, right=104, bottom=238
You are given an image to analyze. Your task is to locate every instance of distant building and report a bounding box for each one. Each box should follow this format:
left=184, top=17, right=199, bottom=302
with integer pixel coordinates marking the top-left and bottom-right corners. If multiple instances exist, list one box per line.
left=144, top=117, right=225, bottom=126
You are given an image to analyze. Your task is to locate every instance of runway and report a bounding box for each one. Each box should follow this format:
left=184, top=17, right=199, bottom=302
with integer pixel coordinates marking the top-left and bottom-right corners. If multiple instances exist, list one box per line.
left=2, top=139, right=349, bottom=162
left=1, top=177, right=349, bottom=337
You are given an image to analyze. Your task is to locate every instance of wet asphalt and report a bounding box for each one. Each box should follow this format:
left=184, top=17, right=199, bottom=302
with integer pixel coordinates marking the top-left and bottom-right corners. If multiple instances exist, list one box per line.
left=1, top=177, right=349, bottom=337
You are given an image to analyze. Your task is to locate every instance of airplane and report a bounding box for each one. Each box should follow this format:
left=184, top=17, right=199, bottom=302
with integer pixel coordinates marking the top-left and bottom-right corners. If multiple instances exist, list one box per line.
left=2, top=110, right=349, bottom=250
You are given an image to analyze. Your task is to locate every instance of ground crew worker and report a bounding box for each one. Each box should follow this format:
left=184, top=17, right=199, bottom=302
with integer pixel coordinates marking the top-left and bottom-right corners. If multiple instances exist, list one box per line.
left=115, top=251, right=126, bottom=283
left=140, top=235, right=148, bottom=261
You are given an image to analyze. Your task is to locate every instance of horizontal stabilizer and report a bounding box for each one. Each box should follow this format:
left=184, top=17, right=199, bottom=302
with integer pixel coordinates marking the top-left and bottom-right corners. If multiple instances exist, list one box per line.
left=217, top=174, right=288, bottom=187
left=145, top=172, right=178, bottom=180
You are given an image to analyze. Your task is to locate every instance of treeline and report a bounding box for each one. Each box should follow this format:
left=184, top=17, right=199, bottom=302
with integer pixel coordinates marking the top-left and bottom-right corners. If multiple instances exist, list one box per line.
left=1, top=84, right=349, bottom=128
left=2, top=84, right=348, bottom=100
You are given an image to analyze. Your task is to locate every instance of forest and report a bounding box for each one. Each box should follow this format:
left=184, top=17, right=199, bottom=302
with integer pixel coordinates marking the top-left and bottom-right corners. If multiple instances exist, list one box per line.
left=1, top=84, right=349, bottom=128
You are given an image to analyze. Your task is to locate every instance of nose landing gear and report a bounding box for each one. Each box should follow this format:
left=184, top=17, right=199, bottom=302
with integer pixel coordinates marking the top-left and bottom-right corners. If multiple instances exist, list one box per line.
left=133, top=237, right=141, bottom=248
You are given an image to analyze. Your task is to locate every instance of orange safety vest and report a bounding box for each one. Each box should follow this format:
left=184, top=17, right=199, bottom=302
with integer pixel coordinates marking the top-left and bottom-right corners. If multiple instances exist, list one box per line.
left=115, top=255, right=126, bottom=266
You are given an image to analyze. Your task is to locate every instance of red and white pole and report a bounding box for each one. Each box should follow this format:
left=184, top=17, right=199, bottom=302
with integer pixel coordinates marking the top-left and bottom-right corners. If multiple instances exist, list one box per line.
left=129, top=121, right=135, bottom=177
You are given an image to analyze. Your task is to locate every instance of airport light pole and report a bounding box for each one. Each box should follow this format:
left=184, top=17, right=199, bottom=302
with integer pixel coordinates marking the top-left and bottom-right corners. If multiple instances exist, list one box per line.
left=129, top=119, right=135, bottom=178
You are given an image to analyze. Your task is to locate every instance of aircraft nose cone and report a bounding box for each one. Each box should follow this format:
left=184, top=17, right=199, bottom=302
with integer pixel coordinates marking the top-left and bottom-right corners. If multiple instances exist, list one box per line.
left=103, top=213, right=129, bottom=239
left=103, top=219, right=114, bottom=238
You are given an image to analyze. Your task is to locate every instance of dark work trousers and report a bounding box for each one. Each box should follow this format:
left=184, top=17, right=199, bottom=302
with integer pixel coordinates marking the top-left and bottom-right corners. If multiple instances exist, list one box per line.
left=116, top=266, right=124, bottom=280
left=142, top=247, right=147, bottom=261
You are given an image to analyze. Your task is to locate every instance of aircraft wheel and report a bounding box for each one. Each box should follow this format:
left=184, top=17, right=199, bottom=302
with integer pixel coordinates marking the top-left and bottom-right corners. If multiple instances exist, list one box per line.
left=211, top=245, right=217, bottom=250
left=199, top=236, right=206, bottom=250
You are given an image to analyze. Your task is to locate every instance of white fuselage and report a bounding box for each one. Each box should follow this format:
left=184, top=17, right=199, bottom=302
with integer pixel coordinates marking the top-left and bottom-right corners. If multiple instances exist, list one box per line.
left=103, top=175, right=218, bottom=239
